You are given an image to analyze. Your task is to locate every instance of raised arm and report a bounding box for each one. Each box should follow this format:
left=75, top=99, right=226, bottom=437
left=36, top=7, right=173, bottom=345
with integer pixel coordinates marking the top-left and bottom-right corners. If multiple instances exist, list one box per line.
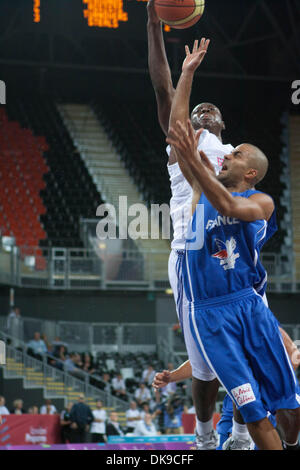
left=169, top=39, right=210, bottom=132
left=168, top=38, right=209, bottom=170
left=147, top=0, right=175, bottom=136
left=167, top=120, right=274, bottom=222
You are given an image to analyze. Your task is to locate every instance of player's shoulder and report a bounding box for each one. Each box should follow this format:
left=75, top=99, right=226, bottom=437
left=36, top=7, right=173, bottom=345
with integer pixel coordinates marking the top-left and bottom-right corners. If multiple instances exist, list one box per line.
left=248, top=190, right=274, bottom=205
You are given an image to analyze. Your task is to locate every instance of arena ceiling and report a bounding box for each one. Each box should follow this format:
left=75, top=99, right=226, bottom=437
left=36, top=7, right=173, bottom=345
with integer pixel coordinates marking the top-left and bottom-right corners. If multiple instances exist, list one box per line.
left=0, top=0, right=299, bottom=105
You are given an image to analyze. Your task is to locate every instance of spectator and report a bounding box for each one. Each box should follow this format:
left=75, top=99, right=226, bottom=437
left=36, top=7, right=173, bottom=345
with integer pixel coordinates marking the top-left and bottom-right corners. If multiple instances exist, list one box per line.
left=142, top=365, right=156, bottom=387
left=81, top=353, right=96, bottom=375
left=105, top=412, right=125, bottom=437
left=52, top=345, right=67, bottom=370
left=60, top=402, right=74, bottom=444
left=0, top=396, right=10, bottom=415
left=74, top=353, right=83, bottom=369
left=140, top=402, right=152, bottom=420
left=90, top=400, right=107, bottom=443
left=55, top=345, right=67, bottom=361
left=64, top=353, right=85, bottom=379
left=6, top=307, right=22, bottom=346
left=111, top=373, right=127, bottom=401
left=69, top=394, right=94, bottom=443
left=40, top=399, right=57, bottom=415
left=99, top=373, right=112, bottom=394
left=158, top=395, right=184, bottom=435
left=134, top=382, right=151, bottom=406
left=41, top=334, right=52, bottom=353
left=51, top=337, right=68, bottom=357
left=11, top=399, right=25, bottom=415
left=27, top=332, right=48, bottom=361
left=28, top=406, right=39, bottom=414
left=125, top=401, right=141, bottom=434
left=135, top=413, right=159, bottom=437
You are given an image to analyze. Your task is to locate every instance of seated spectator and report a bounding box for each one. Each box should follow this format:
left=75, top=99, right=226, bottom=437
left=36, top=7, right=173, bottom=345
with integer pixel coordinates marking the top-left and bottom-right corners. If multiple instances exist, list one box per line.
left=74, top=353, right=83, bottom=369
left=0, top=396, right=10, bottom=415
left=99, top=373, right=112, bottom=394
left=55, top=345, right=67, bottom=361
left=11, top=399, right=25, bottom=415
left=41, top=334, right=52, bottom=353
left=40, top=399, right=57, bottom=415
left=81, top=352, right=96, bottom=375
left=27, top=332, right=48, bottom=361
left=125, top=401, right=141, bottom=434
left=105, top=412, right=125, bottom=437
left=140, top=401, right=151, bottom=420
left=134, top=382, right=151, bottom=406
left=28, top=406, right=39, bottom=414
left=111, top=372, right=127, bottom=401
left=90, top=400, right=107, bottom=443
left=51, top=337, right=68, bottom=357
left=142, top=365, right=156, bottom=387
left=60, top=402, right=73, bottom=444
left=64, top=353, right=85, bottom=379
left=51, top=345, right=67, bottom=370
left=135, top=413, right=159, bottom=437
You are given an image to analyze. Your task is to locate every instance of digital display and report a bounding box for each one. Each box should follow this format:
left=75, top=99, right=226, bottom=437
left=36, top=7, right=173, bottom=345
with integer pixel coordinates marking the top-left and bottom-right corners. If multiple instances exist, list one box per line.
left=33, top=0, right=41, bottom=23
left=32, top=0, right=170, bottom=31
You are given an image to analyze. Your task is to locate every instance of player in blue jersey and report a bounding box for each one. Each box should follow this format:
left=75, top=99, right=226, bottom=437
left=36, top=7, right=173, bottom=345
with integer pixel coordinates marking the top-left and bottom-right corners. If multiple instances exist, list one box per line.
left=166, top=123, right=300, bottom=450
left=166, top=42, right=300, bottom=450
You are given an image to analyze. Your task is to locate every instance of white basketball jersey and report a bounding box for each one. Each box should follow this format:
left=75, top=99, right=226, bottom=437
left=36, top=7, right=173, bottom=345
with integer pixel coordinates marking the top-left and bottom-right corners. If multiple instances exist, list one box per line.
left=167, top=130, right=234, bottom=250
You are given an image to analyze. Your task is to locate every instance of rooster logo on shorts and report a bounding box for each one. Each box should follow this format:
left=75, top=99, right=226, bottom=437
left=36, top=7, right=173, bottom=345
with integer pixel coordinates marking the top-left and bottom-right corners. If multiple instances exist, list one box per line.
left=212, top=237, right=240, bottom=270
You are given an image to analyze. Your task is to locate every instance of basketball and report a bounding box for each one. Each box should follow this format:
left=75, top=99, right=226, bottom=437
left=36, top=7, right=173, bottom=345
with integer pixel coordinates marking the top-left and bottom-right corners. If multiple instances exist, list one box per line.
left=154, top=0, right=205, bottom=30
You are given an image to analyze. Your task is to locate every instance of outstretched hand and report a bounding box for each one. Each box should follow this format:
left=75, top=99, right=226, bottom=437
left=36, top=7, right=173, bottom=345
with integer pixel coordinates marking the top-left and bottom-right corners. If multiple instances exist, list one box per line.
left=182, top=38, right=210, bottom=73
left=167, top=119, right=203, bottom=165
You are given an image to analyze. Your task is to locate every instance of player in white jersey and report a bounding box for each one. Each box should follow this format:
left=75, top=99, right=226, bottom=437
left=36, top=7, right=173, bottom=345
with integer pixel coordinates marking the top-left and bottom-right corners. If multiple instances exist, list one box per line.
left=147, top=4, right=300, bottom=450
left=147, top=2, right=235, bottom=449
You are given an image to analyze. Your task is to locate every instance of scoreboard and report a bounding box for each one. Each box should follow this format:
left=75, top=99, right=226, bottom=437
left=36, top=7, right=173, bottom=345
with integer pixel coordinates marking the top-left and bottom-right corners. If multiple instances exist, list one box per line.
left=33, top=0, right=170, bottom=31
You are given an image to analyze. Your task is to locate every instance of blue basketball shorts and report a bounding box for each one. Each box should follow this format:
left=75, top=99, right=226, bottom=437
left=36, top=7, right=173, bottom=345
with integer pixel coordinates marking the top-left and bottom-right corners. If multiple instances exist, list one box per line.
left=189, top=288, right=300, bottom=423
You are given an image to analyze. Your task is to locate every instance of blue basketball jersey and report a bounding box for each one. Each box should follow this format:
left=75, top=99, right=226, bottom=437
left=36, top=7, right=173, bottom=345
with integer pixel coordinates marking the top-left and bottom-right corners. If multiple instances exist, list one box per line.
left=183, top=189, right=277, bottom=301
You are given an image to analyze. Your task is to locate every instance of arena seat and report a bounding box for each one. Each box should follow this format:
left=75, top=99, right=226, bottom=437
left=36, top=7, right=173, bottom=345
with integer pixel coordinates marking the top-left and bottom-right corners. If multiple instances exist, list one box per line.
left=0, top=108, right=48, bottom=269
left=5, top=97, right=105, bottom=249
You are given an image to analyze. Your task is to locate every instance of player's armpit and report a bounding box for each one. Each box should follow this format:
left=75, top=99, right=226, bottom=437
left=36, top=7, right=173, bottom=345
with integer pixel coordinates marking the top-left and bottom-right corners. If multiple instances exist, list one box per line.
left=227, top=193, right=274, bottom=222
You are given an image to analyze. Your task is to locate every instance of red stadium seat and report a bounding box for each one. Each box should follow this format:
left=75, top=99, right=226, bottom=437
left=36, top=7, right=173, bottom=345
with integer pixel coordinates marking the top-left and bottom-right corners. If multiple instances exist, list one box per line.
left=0, top=108, right=49, bottom=268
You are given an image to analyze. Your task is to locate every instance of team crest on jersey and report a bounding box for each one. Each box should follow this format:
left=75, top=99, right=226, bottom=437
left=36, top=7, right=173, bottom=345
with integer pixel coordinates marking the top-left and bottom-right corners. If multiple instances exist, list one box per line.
left=217, top=156, right=224, bottom=167
left=212, top=237, right=240, bottom=270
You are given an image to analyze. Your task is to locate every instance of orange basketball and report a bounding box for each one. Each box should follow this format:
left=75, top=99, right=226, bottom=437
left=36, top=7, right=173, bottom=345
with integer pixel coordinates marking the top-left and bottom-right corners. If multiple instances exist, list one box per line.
left=154, top=0, right=205, bottom=30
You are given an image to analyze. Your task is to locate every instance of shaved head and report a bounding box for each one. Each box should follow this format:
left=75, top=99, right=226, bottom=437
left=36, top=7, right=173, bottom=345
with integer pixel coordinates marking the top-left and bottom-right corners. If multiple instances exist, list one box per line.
left=218, top=143, right=269, bottom=189
left=243, top=144, right=269, bottom=185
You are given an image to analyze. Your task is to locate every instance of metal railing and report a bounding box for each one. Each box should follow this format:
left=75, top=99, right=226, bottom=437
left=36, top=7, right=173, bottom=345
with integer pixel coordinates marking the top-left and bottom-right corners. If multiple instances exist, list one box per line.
left=2, top=314, right=300, bottom=355
left=1, top=237, right=299, bottom=291
left=0, top=243, right=170, bottom=290
left=0, top=331, right=133, bottom=411
left=2, top=317, right=172, bottom=355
